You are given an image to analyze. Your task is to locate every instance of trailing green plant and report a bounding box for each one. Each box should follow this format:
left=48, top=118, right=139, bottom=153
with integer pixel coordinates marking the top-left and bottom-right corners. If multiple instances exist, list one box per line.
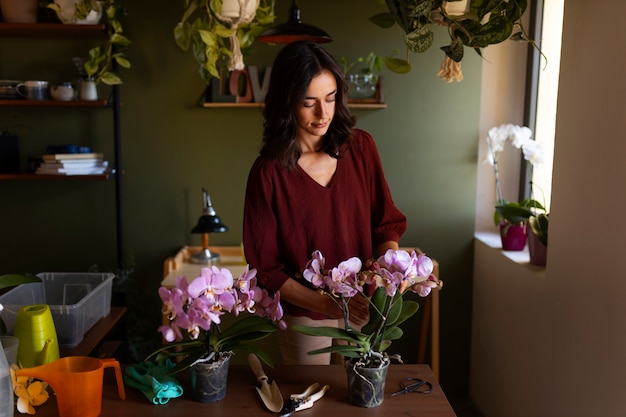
left=46, top=0, right=131, bottom=85
left=370, top=0, right=538, bottom=82
left=174, top=0, right=276, bottom=84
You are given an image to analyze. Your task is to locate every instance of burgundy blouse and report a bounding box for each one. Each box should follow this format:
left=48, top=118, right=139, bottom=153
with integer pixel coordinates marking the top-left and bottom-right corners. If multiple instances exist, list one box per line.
left=242, top=129, right=407, bottom=319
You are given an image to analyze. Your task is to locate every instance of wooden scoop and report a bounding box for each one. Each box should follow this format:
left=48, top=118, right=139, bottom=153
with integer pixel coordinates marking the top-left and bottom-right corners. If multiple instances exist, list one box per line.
left=248, top=353, right=284, bottom=413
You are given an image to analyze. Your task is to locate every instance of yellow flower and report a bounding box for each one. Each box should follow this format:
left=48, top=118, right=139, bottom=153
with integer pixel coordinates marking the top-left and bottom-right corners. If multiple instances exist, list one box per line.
left=9, top=364, right=50, bottom=415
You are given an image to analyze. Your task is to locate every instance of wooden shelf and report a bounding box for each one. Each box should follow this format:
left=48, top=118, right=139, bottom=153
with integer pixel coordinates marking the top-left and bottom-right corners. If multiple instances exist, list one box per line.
left=0, top=172, right=111, bottom=180
left=0, top=99, right=109, bottom=107
left=202, top=102, right=387, bottom=109
left=59, top=306, right=126, bottom=357
left=0, top=23, right=106, bottom=37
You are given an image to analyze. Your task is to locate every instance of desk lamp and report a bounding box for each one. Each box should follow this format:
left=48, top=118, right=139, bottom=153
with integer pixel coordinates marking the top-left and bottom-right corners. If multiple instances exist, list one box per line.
left=190, top=188, right=229, bottom=264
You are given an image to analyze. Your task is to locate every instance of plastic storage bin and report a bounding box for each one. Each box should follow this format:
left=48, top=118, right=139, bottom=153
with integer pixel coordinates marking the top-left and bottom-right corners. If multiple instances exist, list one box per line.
left=0, top=273, right=114, bottom=348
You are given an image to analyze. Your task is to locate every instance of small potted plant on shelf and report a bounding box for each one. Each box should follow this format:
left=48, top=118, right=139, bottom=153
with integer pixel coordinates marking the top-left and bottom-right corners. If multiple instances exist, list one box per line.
left=370, top=0, right=539, bottom=82
left=174, top=0, right=276, bottom=84
left=46, top=0, right=131, bottom=86
left=292, top=249, right=443, bottom=408
left=340, top=52, right=383, bottom=101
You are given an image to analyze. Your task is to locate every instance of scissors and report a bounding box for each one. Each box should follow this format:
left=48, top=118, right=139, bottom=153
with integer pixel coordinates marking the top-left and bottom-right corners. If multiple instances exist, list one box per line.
left=390, top=377, right=433, bottom=397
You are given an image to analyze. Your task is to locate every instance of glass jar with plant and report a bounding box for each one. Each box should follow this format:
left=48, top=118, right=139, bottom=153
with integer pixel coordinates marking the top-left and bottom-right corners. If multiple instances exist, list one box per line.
left=340, top=52, right=383, bottom=100
left=292, top=249, right=443, bottom=407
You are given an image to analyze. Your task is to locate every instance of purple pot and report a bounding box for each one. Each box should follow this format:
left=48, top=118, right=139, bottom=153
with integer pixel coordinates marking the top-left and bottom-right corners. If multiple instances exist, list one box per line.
left=499, top=222, right=528, bottom=251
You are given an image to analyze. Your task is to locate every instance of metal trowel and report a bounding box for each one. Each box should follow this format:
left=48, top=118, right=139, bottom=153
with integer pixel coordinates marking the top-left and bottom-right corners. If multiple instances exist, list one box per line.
left=248, top=353, right=284, bottom=413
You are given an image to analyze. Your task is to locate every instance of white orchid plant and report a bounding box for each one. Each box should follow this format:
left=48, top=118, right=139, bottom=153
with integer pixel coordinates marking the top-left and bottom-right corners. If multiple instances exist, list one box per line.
left=292, top=249, right=443, bottom=369
left=486, top=124, right=548, bottom=242
left=148, top=265, right=285, bottom=374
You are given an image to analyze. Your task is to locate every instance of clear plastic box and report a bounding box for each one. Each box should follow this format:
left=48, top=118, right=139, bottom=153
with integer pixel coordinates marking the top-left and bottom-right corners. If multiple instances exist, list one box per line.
left=0, top=272, right=114, bottom=348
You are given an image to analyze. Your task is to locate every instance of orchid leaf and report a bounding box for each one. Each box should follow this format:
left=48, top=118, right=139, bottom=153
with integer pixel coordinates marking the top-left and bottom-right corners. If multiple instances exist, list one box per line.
left=0, top=274, right=40, bottom=290
left=291, top=325, right=363, bottom=344
left=369, top=12, right=397, bottom=28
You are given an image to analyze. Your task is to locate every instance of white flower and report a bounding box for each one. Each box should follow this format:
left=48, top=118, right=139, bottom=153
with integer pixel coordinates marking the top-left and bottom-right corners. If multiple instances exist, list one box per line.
left=522, top=140, right=545, bottom=165
left=485, top=123, right=544, bottom=204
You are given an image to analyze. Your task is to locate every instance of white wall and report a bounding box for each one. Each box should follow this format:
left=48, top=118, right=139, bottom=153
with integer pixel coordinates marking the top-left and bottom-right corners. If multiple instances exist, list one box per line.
left=471, top=1, right=626, bottom=416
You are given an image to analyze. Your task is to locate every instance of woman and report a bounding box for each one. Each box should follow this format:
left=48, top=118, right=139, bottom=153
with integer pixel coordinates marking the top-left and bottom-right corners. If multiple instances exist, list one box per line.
left=243, top=41, right=406, bottom=364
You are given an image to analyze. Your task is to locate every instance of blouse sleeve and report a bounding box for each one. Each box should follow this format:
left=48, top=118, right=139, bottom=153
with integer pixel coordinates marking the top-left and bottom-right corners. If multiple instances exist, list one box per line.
left=358, top=130, right=407, bottom=249
left=242, top=158, right=291, bottom=293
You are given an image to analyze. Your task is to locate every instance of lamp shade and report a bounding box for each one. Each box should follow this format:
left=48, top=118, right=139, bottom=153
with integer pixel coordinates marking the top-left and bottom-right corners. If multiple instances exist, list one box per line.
left=256, top=0, right=332, bottom=44
left=191, top=189, right=228, bottom=234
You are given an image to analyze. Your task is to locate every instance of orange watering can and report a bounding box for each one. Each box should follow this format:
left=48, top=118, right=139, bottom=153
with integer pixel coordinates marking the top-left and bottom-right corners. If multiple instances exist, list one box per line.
left=15, top=356, right=126, bottom=417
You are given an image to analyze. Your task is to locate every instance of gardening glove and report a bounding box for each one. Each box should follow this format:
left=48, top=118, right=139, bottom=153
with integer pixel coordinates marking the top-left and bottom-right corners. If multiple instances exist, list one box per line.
left=124, top=359, right=183, bottom=404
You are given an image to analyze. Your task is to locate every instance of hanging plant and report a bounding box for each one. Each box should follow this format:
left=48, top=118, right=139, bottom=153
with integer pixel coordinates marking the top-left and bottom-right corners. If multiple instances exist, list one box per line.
left=46, top=0, right=131, bottom=85
left=370, top=0, right=538, bottom=82
left=174, top=0, right=276, bottom=84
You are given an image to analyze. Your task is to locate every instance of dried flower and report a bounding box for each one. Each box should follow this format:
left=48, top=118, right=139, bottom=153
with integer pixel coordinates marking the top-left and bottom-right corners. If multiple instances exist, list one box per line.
left=10, top=364, right=49, bottom=415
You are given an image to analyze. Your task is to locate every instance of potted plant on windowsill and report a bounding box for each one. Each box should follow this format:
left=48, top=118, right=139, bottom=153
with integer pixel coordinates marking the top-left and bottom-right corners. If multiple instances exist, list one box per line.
left=370, top=0, right=538, bottom=82
left=174, top=0, right=276, bottom=84
left=292, top=249, right=443, bottom=408
left=486, top=123, right=546, bottom=252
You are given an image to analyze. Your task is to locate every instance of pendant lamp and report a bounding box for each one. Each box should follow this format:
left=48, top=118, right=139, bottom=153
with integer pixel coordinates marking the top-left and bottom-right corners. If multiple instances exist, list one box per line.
left=256, top=0, right=332, bottom=44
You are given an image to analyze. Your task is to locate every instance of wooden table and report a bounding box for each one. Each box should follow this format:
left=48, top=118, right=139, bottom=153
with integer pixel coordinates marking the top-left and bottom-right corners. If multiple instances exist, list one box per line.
left=30, top=364, right=456, bottom=417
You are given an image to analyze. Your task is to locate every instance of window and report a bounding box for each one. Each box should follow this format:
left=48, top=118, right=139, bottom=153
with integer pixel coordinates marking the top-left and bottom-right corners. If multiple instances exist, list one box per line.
left=521, top=0, right=564, bottom=212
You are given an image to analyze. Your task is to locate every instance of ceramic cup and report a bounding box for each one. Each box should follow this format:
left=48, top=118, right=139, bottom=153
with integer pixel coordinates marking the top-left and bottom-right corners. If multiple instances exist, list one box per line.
left=16, top=81, right=50, bottom=100
left=51, top=82, right=77, bottom=101
left=0, top=335, right=19, bottom=366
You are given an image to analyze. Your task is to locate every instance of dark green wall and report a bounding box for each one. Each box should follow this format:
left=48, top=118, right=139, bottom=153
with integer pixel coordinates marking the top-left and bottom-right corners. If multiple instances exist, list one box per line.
left=0, top=0, right=479, bottom=395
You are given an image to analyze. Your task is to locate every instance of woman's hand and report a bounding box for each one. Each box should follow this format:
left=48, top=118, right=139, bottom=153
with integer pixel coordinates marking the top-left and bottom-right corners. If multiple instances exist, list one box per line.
left=344, top=293, right=370, bottom=326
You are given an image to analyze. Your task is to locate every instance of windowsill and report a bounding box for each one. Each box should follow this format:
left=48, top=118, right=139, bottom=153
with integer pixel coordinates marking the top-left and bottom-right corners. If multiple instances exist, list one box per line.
left=474, top=231, right=546, bottom=272
left=474, top=231, right=529, bottom=263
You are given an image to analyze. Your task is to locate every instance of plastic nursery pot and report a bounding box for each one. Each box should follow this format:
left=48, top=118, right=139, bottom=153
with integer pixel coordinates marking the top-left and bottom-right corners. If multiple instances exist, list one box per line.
left=499, top=222, right=528, bottom=251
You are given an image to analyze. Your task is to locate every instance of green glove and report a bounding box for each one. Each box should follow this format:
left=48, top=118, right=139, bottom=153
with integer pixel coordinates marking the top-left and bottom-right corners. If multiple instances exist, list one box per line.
left=124, top=359, right=183, bottom=404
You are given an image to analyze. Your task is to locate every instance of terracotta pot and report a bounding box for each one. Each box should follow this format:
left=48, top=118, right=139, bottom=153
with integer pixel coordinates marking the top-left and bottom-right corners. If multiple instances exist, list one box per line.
left=0, top=0, right=38, bottom=23
left=345, top=358, right=389, bottom=408
left=499, top=222, right=528, bottom=251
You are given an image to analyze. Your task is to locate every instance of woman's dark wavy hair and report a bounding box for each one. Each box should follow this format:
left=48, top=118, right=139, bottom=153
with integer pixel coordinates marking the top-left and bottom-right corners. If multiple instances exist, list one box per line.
left=261, top=40, right=356, bottom=170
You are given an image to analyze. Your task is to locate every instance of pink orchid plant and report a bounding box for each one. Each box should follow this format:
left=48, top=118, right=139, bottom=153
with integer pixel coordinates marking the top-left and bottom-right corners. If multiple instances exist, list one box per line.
left=292, top=249, right=442, bottom=368
left=148, top=265, right=285, bottom=373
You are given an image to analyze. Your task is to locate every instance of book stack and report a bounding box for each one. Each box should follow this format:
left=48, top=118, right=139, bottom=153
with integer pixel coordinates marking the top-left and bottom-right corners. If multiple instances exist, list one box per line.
left=35, top=153, right=109, bottom=176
